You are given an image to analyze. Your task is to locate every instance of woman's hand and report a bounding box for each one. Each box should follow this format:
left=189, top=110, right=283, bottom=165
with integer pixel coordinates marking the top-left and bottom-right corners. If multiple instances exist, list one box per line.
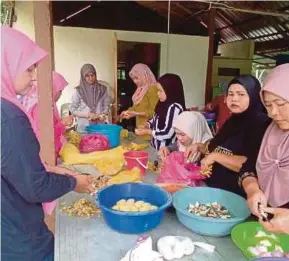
left=259, top=207, right=289, bottom=234
left=247, top=188, right=267, bottom=218
left=159, top=147, right=170, bottom=162
left=200, top=152, right=217, bottom=173
left=74, top=174, right=95, bottom=194
left=88, top=112, right=98, bottom=120
left=120, top=111, right=137, bottom=120
left=61, top=115, right=74, bottom=127
left=135, top=128, right=152, bottom=136
left=138, top=122, right=150, bottom=129
left=184, top=143, right=200, bottom=161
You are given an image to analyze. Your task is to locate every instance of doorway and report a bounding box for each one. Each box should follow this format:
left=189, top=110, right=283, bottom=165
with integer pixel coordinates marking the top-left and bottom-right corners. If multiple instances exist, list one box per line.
left=117, top=41, right=160, bottom=131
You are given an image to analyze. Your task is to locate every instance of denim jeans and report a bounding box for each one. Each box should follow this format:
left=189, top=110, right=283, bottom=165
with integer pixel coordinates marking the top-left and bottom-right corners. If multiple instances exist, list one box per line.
left=42, top=252, right=54, bottom=261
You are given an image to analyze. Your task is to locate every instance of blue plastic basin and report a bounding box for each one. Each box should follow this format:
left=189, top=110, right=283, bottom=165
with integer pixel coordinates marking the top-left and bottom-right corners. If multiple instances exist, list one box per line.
left=96, top=183, right=172, bottom=234
left=85, top=124, right=122, bottom=148
left=173, top=187, right=250, bottom=237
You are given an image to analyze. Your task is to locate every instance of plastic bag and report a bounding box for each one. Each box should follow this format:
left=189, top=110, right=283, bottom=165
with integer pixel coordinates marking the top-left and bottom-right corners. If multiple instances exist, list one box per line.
left=59, top=143, right=125, bottom=165
left=79, top=134, right=110, bottom=153
left=157, top=151, right=206, bottom=186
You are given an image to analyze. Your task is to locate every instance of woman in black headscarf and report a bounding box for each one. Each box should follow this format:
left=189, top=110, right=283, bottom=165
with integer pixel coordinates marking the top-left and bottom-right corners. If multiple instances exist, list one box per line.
left=185, top=75, right=271, bottom=197
left=135, top=73, right=186, bottom=150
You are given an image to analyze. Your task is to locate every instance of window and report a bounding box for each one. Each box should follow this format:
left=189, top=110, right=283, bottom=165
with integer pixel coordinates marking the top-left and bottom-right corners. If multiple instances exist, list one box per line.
left=1, top=1, right=14, bottom=26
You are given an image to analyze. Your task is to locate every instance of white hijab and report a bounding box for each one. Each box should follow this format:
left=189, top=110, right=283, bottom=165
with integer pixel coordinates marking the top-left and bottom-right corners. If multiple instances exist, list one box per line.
left=173, top=111, right=213, bottom=161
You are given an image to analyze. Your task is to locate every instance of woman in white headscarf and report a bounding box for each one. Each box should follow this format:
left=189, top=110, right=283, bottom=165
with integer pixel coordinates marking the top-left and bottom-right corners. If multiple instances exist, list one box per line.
left=159, top=111, right=213, bottom=162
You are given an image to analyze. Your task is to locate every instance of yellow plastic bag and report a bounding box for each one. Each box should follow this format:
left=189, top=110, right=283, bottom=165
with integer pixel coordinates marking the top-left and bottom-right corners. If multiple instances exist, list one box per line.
left=107, top=167, right=142, bottom=185
left=59, top=143, right=126, bottom=165
left=94, top=159, right=124, bottom=176
left=122, top=142, right=148, bottom=151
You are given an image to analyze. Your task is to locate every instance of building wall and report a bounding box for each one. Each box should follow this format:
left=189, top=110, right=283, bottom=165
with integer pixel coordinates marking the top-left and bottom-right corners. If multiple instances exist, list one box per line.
left=218, top=40, right=255, bottom=59
left=13, top=1, right=209, bottom=108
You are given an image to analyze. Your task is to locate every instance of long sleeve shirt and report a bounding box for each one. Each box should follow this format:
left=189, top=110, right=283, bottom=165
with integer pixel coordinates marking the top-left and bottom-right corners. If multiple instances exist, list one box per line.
left=70, top=86, right=110, bottom=133
left=148, top=103, right=183, bottom=150
left=1, top=98, right=76, bottom=261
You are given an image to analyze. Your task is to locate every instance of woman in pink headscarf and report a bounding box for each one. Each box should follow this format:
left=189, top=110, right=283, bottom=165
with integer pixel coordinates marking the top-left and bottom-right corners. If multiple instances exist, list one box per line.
left=1, top=27, right=94, bottom=261
left=120, top=63, right=159, bottom=140
left=22, top=72, right=73, bottom=157
left=240, top=64, right=289, bottom=234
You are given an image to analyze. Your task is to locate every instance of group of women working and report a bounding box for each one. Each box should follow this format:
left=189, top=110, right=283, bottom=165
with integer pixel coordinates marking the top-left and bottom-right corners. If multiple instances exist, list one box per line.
left=1, top=26, right=289, bottom=261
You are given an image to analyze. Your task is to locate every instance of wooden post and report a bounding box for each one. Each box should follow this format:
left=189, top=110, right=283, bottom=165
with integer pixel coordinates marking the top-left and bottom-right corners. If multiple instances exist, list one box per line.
left=205, top=8, right=216, bottom=104
left=33, top=0, right=55, bottom=234
left=113, top=32, right=118, bottom=122
left=33, top=0, right=55, bottom=166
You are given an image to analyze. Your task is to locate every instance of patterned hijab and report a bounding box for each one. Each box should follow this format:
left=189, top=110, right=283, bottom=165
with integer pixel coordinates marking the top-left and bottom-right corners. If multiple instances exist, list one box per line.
left=76, top=64, right=106, bottom=113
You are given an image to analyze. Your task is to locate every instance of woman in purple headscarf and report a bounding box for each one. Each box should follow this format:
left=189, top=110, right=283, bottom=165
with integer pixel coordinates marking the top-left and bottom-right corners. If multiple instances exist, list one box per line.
left=70, top=64, right=110, bottom=132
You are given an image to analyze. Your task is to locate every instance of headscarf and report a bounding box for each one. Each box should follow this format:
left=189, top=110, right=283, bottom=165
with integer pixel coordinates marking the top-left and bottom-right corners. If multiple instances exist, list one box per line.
left=155, top=73, right=186, bottom=129
left=257, top=64, right=289, bottom=207
left=209, top=75, right=267, bottom=151
left=76, top=63, right=107, bottom=113
left=129, top=63, right=157, bottom=105
left=23, top=72, right=69, bottom=154
left=1, top=27, right=56, bottom=215
left=173, top=111, right=213, bottom=160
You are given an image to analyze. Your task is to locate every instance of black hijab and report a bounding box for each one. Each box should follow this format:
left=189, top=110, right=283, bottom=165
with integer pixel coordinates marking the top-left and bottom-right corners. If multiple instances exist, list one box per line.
left=209, top=75, right=267, bottom=150
left=154, top=73, right=186, bottom=128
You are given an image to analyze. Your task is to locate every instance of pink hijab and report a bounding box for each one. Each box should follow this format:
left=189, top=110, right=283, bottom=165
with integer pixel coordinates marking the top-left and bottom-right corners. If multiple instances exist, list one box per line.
left=1, top=27, right=56, bottom=215
left=129, top=63, right=157, bottom=105
left=23, top=72, right=69, bottom=155
left=257, top=64, right=289, bottom=207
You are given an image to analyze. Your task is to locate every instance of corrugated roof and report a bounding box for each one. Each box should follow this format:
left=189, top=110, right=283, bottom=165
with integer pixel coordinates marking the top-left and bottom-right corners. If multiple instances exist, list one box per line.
left=136, top=1, right=289, bottom=57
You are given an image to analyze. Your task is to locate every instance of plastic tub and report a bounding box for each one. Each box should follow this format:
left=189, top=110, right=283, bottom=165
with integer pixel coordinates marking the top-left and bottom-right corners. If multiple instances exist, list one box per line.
left=173, top=187, right=250, bottom=237
left=85, top=124, right=122, bottom=148
left=124, top=151, right=149, bottom=175
left=96, top=183, right=172, bottom=234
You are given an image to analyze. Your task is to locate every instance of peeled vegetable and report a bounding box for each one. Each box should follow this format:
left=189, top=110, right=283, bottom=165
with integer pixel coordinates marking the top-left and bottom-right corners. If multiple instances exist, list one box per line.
left=65, top=130, right=82, bottom=147
left=112, top=199, right=158, bottom=212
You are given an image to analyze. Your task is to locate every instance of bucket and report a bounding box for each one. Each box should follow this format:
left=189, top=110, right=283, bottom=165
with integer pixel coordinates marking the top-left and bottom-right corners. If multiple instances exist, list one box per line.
left=124, top=151, right=148, bottom=175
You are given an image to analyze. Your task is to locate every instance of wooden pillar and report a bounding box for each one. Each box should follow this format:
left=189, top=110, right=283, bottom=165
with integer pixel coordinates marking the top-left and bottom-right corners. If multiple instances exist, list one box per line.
left=205, top=8, right=216, bottom=104
left=33, top=0, right=55, bottom=166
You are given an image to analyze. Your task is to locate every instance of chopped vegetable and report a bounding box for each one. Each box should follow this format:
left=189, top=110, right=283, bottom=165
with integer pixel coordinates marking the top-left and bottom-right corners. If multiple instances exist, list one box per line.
left=187, top=201, right=232, bottom=219
left=61, top=198, right=101, bottom=218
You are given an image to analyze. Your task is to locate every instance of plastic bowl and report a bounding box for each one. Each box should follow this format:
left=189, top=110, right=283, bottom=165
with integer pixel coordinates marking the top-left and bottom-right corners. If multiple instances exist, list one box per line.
left=96, top=183, right=172, bottom=234
left=173, top=187, right=250, bottom=237
left=85, top=124, right=122, bottom=148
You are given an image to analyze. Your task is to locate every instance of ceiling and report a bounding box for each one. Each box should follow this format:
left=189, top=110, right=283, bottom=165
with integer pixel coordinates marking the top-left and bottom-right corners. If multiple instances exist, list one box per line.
left=52, top=1, right=289, bottom=59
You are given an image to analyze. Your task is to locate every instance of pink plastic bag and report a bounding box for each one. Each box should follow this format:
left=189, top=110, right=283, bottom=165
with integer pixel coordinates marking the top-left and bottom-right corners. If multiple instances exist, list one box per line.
left=157, top=151, right=206, bottom=186
left=79, top=134, right=110, bottom=153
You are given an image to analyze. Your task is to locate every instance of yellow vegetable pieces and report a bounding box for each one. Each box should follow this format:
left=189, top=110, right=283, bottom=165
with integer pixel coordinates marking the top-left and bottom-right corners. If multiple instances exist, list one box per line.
left=122, top=142, right=148, bottom=151
left=112, top=199, right=158, bottom=212
left=94, top=159, right=124, bottom=176
left=121, top=129, right=129, bottom=139
left=107, top=167, right=142, bottom=185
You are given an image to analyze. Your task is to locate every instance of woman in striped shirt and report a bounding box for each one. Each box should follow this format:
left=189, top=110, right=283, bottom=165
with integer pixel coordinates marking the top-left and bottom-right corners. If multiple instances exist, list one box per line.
left=135, top=73, right=186, bottom=150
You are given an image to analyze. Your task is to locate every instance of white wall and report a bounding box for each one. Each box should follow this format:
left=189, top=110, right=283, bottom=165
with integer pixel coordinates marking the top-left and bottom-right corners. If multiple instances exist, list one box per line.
left=13, top=1, right=209, bottom=109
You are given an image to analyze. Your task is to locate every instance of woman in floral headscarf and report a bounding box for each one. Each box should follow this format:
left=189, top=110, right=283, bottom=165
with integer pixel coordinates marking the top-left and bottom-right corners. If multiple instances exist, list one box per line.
left=120, top=63, right=159, bottom=140
left=241, top=64, right=289, bottom=234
